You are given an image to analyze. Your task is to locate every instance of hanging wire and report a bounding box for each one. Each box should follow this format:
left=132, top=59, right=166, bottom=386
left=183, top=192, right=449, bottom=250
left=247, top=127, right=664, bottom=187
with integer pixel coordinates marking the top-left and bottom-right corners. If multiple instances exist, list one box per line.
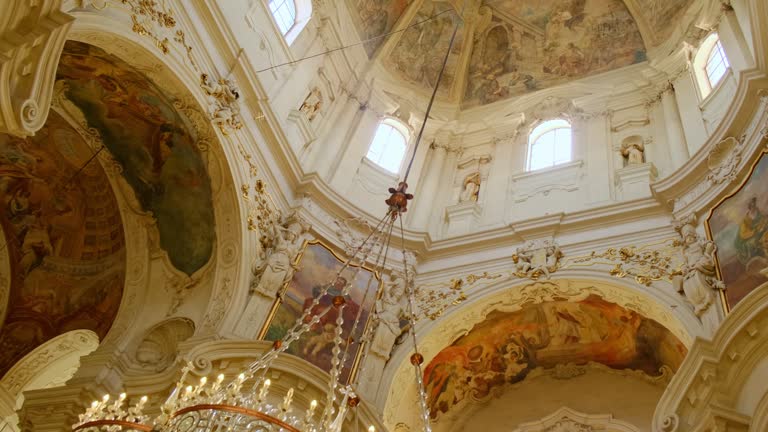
left=401, top=10, right=463, bottom=182
left=255, top=8, right=457, bottom=74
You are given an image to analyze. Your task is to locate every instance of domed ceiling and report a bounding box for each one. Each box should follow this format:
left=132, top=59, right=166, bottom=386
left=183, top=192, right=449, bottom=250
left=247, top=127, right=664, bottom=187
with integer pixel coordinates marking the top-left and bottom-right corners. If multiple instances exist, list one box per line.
left=347, top=0, right=695, bottom=107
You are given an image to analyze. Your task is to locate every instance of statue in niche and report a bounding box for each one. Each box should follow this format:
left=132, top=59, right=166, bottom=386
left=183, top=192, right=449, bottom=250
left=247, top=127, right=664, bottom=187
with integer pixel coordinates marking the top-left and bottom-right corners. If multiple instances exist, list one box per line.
left=200, top=73, right=243, bottom=133
left=621, top=139, right=645, bottom=166
left=251, top=217, right=310, bottom=298
left=673, top=215, right=724, bottom=317
left=299, top=87, right=323, bottom=121
left=459, top=172, right=481, bottom=203
left=371, top=273, right=407, bottom=359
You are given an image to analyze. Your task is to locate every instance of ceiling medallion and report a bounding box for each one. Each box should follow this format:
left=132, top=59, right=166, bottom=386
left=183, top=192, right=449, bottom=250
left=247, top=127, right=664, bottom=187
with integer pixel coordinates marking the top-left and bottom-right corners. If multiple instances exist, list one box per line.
left=73, top=3, right=467, bottom=432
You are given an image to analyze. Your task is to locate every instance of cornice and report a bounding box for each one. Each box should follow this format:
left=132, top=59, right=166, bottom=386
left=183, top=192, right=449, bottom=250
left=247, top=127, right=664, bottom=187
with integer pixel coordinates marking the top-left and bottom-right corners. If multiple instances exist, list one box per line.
left=651, top=73, right=768, bottom=218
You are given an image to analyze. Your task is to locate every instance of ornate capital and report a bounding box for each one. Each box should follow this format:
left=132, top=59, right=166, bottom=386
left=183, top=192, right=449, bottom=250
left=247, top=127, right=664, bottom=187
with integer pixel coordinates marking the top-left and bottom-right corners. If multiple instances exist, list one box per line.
left=0, top=1, right=74, bottom=136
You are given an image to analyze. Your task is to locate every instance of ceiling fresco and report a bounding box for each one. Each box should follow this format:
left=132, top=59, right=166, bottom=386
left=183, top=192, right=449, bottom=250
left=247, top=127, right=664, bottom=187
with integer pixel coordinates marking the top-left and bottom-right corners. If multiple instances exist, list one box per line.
left=56, top=41, right=215, bottom=276
left=634, top=0, right=695, bottom=45
left=348, top=0, right=683, bottom=107
left=348, top=0, right=414, bottom=57
left=423, top=295, right=686, bottom=419
left=385, top=0, right=464, bottom=95
left=463, top=0, right=646, bottom=106
left=0, top=111, right=126, bottom=378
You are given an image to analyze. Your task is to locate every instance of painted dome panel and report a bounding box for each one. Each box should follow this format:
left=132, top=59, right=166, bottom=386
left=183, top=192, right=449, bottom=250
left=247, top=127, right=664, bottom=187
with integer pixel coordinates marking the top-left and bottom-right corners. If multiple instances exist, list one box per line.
left=56, top=41, right=215, bottom=276
left=0, top=111, right=126, bottom=377
left=464, top=0, right=647, bottom=106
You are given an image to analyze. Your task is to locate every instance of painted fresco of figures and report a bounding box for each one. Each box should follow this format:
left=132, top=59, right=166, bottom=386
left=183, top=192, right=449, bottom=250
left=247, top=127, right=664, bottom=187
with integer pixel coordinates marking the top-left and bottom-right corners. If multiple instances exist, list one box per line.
left=56, top=41, right=215, bottom=276
left=736, top=197, right=768, bottom=264
left=637, top=0, right=695, bottom=42
left=0, top=111, right=126, bottom=377
left=350, top=0, right=413, bottom=56
left=463, top=0, right=646, bottom=107
left=708, top=154, right=768, bottom=308
left=263, top=243, right=379, bottom=383
left=387, top=0, right=460, bottom=92
left=423, top=296, right=686, bottom=419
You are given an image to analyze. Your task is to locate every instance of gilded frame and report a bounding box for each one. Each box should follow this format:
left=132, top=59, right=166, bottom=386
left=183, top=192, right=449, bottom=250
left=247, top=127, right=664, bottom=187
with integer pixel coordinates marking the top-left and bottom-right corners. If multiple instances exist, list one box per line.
left=257, top=239, right=382, bottom=384
left=704, top=148, right=768, bottom=312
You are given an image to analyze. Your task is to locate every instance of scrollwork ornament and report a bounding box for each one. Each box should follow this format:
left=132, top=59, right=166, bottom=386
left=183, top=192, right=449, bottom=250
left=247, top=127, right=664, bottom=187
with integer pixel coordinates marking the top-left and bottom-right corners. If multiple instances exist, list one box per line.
left=202, top=277, right=233, bottom=331
left=706, top=136, right=746, bottom=185
left=660, top=414, right=679, bottom=432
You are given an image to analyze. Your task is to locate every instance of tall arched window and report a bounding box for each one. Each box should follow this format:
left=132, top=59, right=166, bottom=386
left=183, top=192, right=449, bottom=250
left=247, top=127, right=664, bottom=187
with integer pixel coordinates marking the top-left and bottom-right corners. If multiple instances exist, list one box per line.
left=366, top=121, right=408, bottom=174
left=527, top=119, right=572, bottom=171
left=269, top=0, right=297, bottom=35
left=705, top=38, right=729, bottom=88
left=694, top=33, right=731, bottom=98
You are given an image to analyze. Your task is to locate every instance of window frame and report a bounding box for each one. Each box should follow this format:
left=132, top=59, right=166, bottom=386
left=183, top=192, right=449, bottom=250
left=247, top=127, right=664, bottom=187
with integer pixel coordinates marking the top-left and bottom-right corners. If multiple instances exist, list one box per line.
left=704, top=39, right=729, bottom=89
left=268, top=0, right=297, bottom=36
left=526, top=119, right=573, bottom=172
left=364, top=119, right=411, bottom=175
left=264, top=0, right=312, bottom=46
left=693, top=33, right=731, bottom=99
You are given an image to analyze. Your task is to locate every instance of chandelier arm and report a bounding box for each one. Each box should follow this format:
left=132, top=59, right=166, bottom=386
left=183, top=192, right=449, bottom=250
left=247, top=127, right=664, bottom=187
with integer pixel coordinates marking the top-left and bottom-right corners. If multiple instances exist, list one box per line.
left=399, top=216, right=432, bottom=432
left=321, top=217, right=395, bottom=428
left=402, top=6, right=464, bottom=183
left=350, top=217, right=398, bottom=392
left=339, top=216, right=396, bottom=386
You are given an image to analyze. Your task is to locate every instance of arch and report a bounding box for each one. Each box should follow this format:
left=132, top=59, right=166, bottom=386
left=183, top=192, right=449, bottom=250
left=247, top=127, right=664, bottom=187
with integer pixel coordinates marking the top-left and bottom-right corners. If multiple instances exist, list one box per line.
left=268, top=0, right=312, bottom=46
left=693, top=33, right=731, bottom=98
left=527, top=118, right=572, bottom=171
left=383, top=275, right=699, bottom=429
left=61, top=12, right=250, bottom=346
left=365, top=118, right=410, bottom=174
left=653, top=282, right=768, bottom=432
left=0, top=330, right=98, bottom=427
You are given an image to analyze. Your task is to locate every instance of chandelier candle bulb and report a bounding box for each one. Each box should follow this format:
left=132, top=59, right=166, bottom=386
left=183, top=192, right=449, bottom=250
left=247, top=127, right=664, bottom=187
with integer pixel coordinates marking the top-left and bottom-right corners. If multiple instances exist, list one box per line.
left=210, top=374, right=225, bottom=393
left=304, top=399, right=318, bottom=421
left=369, top=426, right=376, bottom=432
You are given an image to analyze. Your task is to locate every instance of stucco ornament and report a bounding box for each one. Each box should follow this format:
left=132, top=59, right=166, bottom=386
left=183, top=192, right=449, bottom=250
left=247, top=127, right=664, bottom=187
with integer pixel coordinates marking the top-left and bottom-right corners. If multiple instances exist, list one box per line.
left=299, top=87, right=323, bottom=121
left=706, top=136, right=746, bottom=185
left=512, top=406, right=640, bottom=432
left=371, top=273, right=407, bottom=359
left=200, top=73, right=244, bottom=134
left=512, top=240, right=563, bottom=280
left=250, top=215, right=311, bottom=298
left=0, top=1, right=74, bottom=137
left=672, top=215, right=724, bottom=329
left=133, top=318, right=195, bottom=372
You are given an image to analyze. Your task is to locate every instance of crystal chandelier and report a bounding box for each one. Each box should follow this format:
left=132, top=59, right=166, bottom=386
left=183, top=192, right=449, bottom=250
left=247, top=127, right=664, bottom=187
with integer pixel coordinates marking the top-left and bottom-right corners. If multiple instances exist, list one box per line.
left=73, top=6, right=463, bottom=432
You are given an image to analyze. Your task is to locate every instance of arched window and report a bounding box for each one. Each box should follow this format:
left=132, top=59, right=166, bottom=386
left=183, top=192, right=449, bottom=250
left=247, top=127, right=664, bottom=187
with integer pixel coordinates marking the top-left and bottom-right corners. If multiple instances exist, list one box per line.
left=527, top=119, right=572, bottom=171
left=705, top=38, right=729, bottom=88
left=694, top=33, right=731, bottom=98
left=269, top=0, right=297, bottom=35
left=366, top=121, right=408, bottom=174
